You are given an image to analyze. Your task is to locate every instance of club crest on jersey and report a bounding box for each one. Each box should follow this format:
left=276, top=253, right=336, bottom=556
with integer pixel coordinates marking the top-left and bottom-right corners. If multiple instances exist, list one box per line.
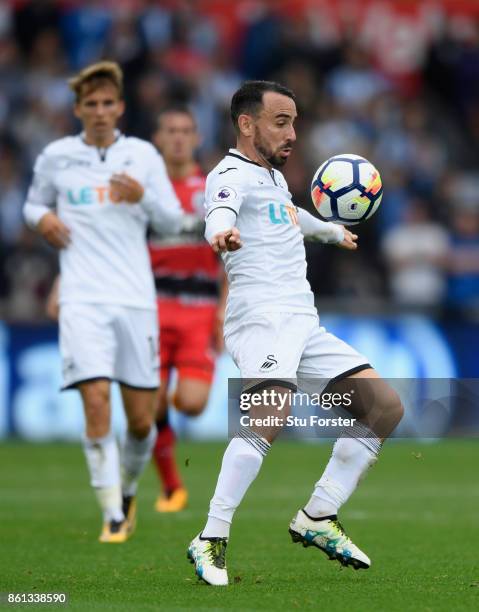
left=259, top=354, right=278, bottom=372
left=213, top=186, right=237, bottom=202
left=268, top=203, right=298, bottom=225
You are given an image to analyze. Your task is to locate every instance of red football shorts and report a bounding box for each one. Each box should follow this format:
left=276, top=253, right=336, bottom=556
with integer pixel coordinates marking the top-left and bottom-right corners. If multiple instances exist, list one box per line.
left=157, top=298, right=217, bottom=383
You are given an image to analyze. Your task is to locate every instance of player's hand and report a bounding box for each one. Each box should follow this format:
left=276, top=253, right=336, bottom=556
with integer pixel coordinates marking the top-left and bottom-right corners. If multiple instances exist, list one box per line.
left=336, top=227, right=358, bottom=250
left=211, top=228, right=242, bottom=254
left=37, top=212, right=71, bottom=249
left=109, top=173, right=145, bottom=203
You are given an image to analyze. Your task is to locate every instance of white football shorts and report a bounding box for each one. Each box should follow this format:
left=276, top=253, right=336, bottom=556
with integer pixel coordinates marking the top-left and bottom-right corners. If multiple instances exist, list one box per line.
left=59, top=303, right=160, bottom=390
left=225, top=312, right=370, bottom=394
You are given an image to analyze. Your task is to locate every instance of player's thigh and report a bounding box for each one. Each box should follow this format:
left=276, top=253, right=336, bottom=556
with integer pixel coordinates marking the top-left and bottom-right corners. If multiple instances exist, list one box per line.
left=175, top=305, right=216, bottom=378
left=114, top=307, right=160, bottom=390
left=158, top=299, right=179, bottom=384
left=226, top=312, right=316, bottom=393
left=59, top=302, right=116, bottom=390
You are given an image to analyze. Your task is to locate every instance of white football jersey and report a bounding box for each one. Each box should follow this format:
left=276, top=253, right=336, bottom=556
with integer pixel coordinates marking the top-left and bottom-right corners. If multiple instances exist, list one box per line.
left=205, top=148, right=316, bottom=333
left=24, top=132, right=183, bottom=309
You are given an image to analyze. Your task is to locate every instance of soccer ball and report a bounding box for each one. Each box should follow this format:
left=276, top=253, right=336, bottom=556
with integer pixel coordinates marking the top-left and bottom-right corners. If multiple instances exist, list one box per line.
left=311, top=154, right=383, bottom=225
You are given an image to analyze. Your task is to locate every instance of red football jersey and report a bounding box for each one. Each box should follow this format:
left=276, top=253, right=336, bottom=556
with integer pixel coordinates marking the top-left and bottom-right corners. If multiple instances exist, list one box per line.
left=148, top=167, right=220, bottom=300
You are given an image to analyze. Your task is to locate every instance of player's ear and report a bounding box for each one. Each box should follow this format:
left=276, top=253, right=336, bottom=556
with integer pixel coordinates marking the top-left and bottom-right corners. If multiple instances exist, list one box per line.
left=73, top=103, right=81, bottom=120
left=238, top=114, right=254, bottom=138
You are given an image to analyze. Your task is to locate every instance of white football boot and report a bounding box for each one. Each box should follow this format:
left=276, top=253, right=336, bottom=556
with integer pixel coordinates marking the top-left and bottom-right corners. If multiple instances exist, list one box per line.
left=187, top=533, right=228, bottom=586
left=289, top=509, right=371, bottom=570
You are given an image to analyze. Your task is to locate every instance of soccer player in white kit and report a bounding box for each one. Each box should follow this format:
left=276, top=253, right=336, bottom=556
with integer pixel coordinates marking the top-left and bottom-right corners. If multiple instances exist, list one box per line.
left=187, top=81, right=404, bottom=584
left=23, top=61, right=183, bottom=543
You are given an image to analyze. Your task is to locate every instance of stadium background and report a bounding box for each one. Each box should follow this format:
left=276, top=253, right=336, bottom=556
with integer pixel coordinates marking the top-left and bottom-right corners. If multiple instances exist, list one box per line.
left=1, top=0, right=479, bottom=440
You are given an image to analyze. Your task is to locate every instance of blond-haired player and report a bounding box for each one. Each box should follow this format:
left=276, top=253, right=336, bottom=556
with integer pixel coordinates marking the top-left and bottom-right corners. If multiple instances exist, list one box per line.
left=24, top=61, right=183, bottom=543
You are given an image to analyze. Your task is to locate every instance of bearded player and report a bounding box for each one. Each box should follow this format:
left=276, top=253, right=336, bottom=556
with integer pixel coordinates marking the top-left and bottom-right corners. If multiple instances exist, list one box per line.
left=149, top=107, right=226, bottom=512
left=187, top=81, right=404, bottom=585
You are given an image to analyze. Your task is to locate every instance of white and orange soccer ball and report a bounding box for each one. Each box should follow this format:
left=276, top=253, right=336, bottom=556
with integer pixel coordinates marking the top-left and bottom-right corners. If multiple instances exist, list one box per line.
left=311, top=154, right=383, bottom=225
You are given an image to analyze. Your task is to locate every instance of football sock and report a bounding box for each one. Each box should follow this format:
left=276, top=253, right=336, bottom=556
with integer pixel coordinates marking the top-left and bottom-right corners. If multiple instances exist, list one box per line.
left=202, top=428, right=270, bottom=539
left=82, top=432, right=124, bottom=522
left=153, top=412, right=183, bottom=494
left=121, top=426, right=156, bottom=497
left=305, top=424, right=381, bottom=518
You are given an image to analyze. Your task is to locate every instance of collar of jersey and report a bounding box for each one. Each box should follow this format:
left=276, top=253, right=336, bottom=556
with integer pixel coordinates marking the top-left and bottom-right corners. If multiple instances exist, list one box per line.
left=227, top=148, right=263, bottom=168
left=80, top=129, right=123, bottom=149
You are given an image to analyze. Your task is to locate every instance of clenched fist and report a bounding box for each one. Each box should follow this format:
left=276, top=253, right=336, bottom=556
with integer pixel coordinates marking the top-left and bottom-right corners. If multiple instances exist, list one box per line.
left=38, top=212, right=71, bottom=249
left=109, top=173, right=145, bottom=203
left=211, top=228, right=242, bottom=254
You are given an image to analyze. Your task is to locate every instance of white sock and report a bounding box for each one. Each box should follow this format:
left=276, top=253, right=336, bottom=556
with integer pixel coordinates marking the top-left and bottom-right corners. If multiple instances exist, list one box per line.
left=83, top=432, right=123, bottom=522
left=304, top=430, right=381, bottom=518
left=121, top=426, right=156, bottom=497
left=202, top=429, right=270, bottom=539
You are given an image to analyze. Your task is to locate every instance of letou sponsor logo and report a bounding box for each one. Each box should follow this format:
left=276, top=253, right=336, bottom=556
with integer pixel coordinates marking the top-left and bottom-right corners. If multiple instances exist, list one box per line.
left=67, top=186, right=118, bottom=205
left=268, top=202, right=298, bottom=225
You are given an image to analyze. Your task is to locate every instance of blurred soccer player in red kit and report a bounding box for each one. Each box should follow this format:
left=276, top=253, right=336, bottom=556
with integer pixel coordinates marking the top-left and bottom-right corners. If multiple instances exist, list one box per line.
left=149, top=107, right=226, bottom=512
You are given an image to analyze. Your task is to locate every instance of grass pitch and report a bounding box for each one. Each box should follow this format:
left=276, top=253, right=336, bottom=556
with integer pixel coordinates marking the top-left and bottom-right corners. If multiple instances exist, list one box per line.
left=0, top=440, right=478, bottom=611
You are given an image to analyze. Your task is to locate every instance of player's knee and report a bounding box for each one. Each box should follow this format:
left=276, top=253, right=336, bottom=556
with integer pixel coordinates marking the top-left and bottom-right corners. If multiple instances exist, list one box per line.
left=128, top=414, right=153, bottom=439
left=178, top=400, right=206, bottom=417
left=174, top=393, right=207, bottom=417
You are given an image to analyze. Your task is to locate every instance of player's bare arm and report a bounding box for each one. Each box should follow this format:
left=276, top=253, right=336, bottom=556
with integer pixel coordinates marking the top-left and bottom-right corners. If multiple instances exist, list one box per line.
left=213, top=269, right=228, bottom=353
left=46, top=275, right=60, bottom=320
left=38, top=212, right=71, bottom=249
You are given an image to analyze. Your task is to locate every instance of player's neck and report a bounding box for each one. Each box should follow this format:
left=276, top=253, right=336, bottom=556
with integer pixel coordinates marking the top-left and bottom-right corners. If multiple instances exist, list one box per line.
left=165, top=160, right=197, bottom=180
left=236, top=142, right=272, bottom=170
left=83, top=130, right=117, bottom=149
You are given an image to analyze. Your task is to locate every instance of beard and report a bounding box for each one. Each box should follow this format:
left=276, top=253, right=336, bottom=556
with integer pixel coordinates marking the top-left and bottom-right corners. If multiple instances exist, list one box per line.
left=253, top=129, right=292, bottom=169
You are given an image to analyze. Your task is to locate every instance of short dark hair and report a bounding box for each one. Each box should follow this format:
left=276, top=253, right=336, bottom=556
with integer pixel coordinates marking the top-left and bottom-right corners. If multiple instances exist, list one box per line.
left=230, top=81, right=296, bottom=133
left=156, top=105, right=197, bottom=129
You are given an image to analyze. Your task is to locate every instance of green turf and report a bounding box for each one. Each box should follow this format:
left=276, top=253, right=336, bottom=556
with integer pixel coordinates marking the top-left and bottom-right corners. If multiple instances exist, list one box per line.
left=0, top=440, right=478, bottom=611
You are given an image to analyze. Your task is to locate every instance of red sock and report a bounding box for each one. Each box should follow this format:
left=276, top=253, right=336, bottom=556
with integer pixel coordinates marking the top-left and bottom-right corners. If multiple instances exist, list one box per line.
left=152, top=423, right=183, bottom=495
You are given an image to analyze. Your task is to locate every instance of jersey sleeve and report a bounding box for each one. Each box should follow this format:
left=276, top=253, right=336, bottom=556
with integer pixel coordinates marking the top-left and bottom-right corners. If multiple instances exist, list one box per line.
left=140, top=147, right=183, bottom=234
left=204, top=172, right=245, bottom=218
left=23, top=149, right=58, bottom=228
left=204, top=171, right=245, bottom=243
left=296, top=207, right=345, bottom=243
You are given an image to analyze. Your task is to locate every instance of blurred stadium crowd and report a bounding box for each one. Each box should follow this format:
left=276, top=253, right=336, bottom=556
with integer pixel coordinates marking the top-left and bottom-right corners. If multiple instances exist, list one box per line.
left=1, top=0, right=479, bottom=322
